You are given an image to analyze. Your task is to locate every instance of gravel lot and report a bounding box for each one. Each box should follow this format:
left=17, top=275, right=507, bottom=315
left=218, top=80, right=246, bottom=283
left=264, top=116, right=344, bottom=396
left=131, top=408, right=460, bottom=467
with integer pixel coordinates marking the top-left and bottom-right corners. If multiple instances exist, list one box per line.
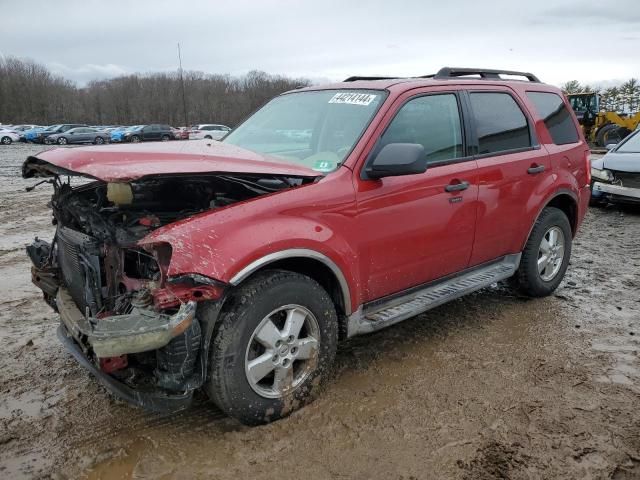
left=1, top=143, right=639, bottom=479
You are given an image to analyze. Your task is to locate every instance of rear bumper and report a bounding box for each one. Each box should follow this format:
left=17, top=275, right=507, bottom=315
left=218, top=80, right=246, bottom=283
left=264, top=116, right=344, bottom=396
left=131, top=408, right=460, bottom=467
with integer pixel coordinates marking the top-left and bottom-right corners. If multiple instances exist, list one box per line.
left=57, top=324, right=194, bottom=412
left=592, top=182, right=640, bottom=203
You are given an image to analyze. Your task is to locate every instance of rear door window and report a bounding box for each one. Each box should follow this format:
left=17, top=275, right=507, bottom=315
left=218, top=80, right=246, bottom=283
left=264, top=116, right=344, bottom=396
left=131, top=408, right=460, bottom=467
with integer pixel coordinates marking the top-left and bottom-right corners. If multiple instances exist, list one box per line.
left=526, top=92, right=579, bottom=145
left=469, top=92, right=531, bottom=155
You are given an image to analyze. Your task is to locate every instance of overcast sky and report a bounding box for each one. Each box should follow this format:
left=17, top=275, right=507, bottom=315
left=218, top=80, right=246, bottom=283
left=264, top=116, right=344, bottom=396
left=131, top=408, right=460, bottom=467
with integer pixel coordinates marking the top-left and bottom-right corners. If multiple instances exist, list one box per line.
left=2, top=0, right=639, bottom=87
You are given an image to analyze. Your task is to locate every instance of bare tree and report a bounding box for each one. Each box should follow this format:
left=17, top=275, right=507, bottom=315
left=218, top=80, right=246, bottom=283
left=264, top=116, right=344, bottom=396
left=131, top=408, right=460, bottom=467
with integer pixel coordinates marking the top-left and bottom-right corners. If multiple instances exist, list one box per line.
left=0, top=56, right=310, bottom=126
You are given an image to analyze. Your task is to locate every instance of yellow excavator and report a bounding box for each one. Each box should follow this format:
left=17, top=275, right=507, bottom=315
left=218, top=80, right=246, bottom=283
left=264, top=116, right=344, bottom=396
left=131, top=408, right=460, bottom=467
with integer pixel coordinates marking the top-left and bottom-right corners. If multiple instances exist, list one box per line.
left=568, top=92, right=640, bottom=147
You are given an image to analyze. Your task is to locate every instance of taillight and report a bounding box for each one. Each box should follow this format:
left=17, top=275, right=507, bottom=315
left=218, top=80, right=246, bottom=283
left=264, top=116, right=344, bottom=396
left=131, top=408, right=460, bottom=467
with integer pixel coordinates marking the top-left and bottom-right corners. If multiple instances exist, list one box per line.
left=585, top=149, right=591, bottom=185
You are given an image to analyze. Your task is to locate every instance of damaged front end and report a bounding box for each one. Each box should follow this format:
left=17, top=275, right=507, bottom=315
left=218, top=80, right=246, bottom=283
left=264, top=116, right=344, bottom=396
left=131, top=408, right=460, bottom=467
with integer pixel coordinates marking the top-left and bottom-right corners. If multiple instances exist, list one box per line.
left=591, top=169, right=640, bottom=204
left=24, top=157, right=312, bottom=411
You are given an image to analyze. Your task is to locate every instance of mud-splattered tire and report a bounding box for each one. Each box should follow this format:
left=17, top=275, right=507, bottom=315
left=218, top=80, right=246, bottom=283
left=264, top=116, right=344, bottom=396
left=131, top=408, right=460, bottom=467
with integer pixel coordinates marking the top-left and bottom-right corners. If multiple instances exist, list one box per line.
left=514, top=207, right=572, bottom=297
left=207, top=270, right=338, bottom=425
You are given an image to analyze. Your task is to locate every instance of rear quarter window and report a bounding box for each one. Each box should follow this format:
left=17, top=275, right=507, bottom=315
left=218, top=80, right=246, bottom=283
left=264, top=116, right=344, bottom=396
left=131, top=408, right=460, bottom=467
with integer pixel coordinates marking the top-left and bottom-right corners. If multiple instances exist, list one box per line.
left=526, top=92, right=579, bottom=145
left=469, top=92, right=532, bottom=155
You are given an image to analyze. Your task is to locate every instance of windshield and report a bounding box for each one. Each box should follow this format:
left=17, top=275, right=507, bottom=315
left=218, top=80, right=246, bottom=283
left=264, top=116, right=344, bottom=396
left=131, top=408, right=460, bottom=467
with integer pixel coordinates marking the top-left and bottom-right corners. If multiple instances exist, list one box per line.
left=617, top=131, right=640, bottom=153
left=569, top=94, right=598, bottom=113
left=44, top=125, right=62, bottom=132
left=223, top=89, right=386, bottom=172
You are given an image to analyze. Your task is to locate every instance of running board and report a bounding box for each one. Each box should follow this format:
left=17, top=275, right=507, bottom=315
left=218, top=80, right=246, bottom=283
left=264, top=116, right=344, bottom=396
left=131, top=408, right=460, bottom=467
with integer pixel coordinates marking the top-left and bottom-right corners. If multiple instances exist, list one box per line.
left=346, top=254, right=521, bottom=337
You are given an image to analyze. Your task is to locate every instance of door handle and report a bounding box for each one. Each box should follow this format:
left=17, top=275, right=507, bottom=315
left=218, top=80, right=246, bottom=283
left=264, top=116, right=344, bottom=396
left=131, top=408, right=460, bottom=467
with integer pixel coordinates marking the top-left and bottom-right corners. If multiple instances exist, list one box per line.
left=444, top=181, right=470, bottom=192
left=527, top=165, right=545, bottom=174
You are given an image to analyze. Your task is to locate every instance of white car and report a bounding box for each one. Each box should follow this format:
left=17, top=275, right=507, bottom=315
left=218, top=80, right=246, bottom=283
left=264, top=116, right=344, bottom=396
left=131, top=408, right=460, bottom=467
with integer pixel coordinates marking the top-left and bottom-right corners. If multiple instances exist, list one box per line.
left=189, top=124, right=231, bottom=140
left=0, top=129, right=20, bottom=145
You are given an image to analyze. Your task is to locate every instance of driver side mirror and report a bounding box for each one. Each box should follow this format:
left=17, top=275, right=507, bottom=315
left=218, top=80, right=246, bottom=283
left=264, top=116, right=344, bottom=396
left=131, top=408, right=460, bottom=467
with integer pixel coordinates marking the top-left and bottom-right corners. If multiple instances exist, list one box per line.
left=605, top=142, right=617, bottom=151
left=365, top=143, right=427, bottom=180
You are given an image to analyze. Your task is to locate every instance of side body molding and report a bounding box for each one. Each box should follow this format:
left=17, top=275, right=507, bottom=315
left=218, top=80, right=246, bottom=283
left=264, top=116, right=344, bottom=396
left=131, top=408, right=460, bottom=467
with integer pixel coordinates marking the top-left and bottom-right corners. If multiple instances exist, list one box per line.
left=228, top=248, right=353, bottom=315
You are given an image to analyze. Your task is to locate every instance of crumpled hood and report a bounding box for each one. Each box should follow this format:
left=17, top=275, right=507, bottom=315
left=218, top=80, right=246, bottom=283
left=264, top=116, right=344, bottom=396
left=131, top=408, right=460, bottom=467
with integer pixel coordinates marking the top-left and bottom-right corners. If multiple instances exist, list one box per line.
left=22, top=141, right=320, bottom=181
left=593, top=152, right=640, bottom=173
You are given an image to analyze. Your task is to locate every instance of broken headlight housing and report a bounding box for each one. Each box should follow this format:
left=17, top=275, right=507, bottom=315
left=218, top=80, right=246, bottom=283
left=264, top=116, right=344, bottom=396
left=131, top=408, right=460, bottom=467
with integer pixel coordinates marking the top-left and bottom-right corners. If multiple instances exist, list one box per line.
left=591, top=168, right=614, bottom=182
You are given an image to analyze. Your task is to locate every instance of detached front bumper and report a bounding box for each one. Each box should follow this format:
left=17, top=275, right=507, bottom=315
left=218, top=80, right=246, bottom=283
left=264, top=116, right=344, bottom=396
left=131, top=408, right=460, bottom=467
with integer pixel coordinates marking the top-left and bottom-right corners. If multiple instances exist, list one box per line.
left=56, top=287, right=197, bottom=358
left=57, top=324, right=194, bottom=412
left=592, top=182, right=640, bottom=204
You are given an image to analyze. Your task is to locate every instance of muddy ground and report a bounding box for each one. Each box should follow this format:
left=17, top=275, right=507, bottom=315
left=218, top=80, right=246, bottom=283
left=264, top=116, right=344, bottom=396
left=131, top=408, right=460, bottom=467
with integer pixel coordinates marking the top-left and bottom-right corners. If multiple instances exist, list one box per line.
left=1, top=143, right=639, bottom=479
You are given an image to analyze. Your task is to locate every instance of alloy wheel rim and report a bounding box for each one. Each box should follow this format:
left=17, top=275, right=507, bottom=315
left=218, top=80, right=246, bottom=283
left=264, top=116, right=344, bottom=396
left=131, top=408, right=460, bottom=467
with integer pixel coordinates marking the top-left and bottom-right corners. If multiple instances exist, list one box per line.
left=537, top=226, right=565, bottom=281
left=2, top=137, right=9, bottom=144
left=245, top=304, right=320, bottom=399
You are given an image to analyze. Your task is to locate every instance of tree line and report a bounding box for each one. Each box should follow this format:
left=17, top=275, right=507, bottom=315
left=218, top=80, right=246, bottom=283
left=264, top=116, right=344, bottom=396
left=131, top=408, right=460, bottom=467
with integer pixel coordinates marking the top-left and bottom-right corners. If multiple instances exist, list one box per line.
left=561, top=79, right=640, bottom=113
left=0, top=56, right=310, bottom=127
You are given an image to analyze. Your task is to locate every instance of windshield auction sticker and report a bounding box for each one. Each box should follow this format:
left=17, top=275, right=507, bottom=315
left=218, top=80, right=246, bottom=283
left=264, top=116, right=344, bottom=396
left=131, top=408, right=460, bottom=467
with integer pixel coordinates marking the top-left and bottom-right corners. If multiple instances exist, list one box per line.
left=328, top=92, right=378, bottom=106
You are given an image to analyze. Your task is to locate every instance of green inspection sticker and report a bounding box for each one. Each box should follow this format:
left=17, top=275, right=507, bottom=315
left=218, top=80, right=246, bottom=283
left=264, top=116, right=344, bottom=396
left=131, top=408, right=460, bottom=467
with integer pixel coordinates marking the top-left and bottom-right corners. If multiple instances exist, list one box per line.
left=312, top=160, right=336, bottom=172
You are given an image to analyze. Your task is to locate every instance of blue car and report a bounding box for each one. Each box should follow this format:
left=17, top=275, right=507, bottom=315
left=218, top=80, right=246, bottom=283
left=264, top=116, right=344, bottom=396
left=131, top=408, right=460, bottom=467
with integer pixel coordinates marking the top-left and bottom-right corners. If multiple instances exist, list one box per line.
left=23, top=126, right=48, bottom=143
left=111, top=125, right=143, bottom=143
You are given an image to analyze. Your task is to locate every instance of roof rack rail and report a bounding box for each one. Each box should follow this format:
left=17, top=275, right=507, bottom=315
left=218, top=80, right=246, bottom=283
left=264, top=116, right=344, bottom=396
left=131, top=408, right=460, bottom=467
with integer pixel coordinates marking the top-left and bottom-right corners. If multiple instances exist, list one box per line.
left=427, top=67, right=540, bottom=83
left=343, top=76, right=397, bottom=82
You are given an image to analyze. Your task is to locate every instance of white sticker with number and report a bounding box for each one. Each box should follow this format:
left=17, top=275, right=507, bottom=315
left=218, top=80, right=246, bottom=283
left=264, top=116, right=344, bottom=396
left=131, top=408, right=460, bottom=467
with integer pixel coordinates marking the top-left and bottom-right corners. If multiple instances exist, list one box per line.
left=328, top=92, right=378, bottom=106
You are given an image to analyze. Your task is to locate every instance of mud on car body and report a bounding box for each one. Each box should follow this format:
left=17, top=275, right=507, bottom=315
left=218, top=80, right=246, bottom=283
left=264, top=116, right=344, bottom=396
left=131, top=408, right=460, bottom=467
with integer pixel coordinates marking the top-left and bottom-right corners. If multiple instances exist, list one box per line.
left=25, top=67, right=591, bottom=425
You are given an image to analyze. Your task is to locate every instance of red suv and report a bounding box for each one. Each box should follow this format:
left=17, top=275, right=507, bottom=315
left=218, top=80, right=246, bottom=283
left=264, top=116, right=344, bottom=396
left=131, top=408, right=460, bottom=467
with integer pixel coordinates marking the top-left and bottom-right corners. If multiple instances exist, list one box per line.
left=24, top=68, right=591, bottom=424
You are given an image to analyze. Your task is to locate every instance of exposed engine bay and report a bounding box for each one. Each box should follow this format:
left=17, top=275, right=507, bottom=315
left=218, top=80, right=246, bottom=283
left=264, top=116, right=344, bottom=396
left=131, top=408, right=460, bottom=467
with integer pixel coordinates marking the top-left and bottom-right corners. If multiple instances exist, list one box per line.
left=37, top=173, right=306, bottom=312
left=26, top=169, right=312, bottom=400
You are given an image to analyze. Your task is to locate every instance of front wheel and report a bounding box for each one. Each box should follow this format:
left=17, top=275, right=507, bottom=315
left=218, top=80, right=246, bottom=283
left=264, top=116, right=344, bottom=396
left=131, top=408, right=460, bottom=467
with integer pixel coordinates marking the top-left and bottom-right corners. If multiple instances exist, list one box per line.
left=129, top=135, right=140, bottom=143
left=207, top=270, right=338, bottom=425
left=57, top=137, right=67, bottom=145
left=161, top=134, right=170, bottom=141
left=94, top=136, right=105, bottom=144
left=513, top=207, right=572, bottom=297
left=1, top=136, right=11, bottom=145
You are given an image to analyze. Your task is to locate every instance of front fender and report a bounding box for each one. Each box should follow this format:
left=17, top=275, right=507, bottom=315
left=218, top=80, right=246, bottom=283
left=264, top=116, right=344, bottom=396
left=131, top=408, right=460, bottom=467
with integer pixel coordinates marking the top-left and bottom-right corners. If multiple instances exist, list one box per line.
left=139, top=168, right=359, bottom=312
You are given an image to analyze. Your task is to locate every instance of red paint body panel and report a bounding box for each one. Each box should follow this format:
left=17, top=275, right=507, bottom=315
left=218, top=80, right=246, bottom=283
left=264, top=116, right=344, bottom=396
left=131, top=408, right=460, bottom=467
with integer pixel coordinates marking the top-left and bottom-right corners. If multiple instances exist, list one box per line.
left=31, top=141, right=319, bottom=181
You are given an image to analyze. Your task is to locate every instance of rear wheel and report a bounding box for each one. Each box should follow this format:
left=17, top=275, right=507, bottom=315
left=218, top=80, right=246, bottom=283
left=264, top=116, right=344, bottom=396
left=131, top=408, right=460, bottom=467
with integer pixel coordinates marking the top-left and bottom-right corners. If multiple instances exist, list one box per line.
left=1, top=136, right=11, bottom=145
left=207, top=270, right=338, bottom=425
left=204, top=135, right=212, bottom=140
left=514, top=207, right=572, bottom=297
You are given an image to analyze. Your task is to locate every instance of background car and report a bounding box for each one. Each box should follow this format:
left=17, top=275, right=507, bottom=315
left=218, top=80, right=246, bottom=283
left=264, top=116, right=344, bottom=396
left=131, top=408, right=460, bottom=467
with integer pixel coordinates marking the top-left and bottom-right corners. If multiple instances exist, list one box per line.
left=591, top=129, right=640, bottom=205
left=23, top=126, right=47, bottom=143
left=32, top=124, right=87, bottom=143
left=123, top=124, right=173, bottom=142
left=10, top=124, right=41, bottom=132
left=0, top=129, right=20, bottom=145
left=44, top=127, right=110, bottom=145
left=110, top=126, right=136, bottom=143
left=171, top=127, right=189, bottom=140
left=189, top=124, right=231, bottom=140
